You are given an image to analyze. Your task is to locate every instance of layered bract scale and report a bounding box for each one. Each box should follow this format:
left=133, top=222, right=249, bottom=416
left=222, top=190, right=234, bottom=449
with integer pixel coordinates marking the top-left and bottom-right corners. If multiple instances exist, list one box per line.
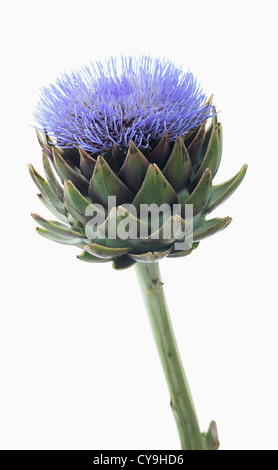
left=29, top=108, right=247, bottom=270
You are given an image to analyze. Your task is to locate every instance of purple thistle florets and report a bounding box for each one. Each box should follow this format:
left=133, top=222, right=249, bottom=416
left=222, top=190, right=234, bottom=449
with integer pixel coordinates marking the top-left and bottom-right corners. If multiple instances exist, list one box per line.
left=35, top=56, right=214, bottom=154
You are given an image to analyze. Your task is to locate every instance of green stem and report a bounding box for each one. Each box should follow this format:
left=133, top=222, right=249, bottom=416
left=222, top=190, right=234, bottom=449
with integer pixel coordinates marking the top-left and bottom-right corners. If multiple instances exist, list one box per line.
left=135, top=261, right=205, bottom=450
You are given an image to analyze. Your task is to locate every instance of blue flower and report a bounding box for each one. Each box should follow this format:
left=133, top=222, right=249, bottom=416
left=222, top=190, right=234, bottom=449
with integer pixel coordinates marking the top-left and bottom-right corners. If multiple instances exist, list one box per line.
left=35, top=56, right=214, bottom=154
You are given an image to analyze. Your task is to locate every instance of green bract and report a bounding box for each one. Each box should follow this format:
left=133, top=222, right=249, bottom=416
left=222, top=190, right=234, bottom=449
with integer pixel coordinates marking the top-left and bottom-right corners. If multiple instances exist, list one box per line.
left=29, top=101, right=247, bottom=270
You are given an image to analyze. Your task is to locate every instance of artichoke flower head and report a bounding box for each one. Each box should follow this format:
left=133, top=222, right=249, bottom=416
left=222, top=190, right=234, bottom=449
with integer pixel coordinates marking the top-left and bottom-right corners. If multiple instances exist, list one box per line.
left=29, top=56, right=247, bottom=269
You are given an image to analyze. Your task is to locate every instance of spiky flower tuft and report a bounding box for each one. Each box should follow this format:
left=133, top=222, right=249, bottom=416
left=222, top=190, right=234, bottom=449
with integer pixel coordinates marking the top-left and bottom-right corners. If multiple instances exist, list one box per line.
left=35, top=56, right=214, bottom=154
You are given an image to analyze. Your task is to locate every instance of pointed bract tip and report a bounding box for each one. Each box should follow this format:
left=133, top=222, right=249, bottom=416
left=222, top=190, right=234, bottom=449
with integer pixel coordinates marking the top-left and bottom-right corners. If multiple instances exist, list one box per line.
left=129, top=140, right=137, bottom=150
left=96, top=155, right=105, bottom=164
left=162, top=129, right=168, bottom=139
left=225, top=216, right=233, bottom=225
left=31, top=212, right=41, bottom=221
left=35, top=128, right=42, bottom=141
left=206, top=94, right=214, bottom=106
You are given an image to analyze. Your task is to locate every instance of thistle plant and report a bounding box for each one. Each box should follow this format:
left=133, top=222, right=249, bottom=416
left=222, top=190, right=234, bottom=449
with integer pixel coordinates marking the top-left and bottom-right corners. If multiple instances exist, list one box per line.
left=29, top=57, right=247, bottom=450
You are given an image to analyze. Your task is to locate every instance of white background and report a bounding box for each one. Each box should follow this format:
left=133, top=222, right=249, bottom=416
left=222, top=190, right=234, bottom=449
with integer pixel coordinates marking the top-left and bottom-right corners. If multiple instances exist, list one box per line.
left=0, top=0, right=277, bottom=451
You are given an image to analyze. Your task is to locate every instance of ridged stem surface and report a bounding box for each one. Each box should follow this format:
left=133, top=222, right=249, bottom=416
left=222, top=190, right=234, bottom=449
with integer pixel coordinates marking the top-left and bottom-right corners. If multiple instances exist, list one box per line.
left=135, top=262, right=205, bottom=450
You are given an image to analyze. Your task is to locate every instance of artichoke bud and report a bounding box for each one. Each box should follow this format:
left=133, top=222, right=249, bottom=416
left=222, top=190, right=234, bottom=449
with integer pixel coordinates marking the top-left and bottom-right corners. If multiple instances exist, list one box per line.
left=30, top=58, right=247, bottom=269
